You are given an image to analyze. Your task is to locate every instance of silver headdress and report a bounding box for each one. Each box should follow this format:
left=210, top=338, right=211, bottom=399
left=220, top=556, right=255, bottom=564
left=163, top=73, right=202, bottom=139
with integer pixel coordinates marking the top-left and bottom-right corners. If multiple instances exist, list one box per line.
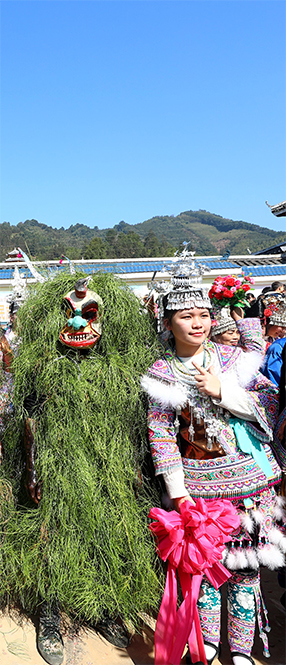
left=211, top=305, right=236, bottom=337
left=262, top=292, right=286, bottom=326
left=148, top=243, right=211, bottom=332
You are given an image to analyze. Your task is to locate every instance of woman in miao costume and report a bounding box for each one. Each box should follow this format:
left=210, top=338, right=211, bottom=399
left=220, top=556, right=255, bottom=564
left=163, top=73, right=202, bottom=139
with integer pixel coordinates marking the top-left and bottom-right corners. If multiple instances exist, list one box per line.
left=142, top=248, right=286, bottom=665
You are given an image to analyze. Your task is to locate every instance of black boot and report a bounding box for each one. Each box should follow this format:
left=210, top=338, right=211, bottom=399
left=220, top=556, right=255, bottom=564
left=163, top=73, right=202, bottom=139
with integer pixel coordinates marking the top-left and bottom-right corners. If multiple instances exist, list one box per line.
left=37, top=602, right=64, bottom=665
left=96, top=615, right=130, bottom=649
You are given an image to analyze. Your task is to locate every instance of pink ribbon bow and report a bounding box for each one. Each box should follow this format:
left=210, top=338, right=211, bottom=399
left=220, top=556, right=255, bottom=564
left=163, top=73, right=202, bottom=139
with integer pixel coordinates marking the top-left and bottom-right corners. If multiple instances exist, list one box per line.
left=149, top=497, right=240, bottom=665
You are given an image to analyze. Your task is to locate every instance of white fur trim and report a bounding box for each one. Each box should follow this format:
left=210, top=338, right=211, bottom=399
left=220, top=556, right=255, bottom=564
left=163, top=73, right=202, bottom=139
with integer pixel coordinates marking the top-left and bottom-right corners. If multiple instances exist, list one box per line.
left=251, top=509, right=263, bottom=524
left=273, top=505, right=285, bottom=521
left=268, top=527, right=283, bottom=546
left=275, top=495, right=286, bottom=508
left=225, top=549, right=237, bottom=570
left=236, top=548, right=248, bottom=569
left=257, top=544, right=285, bottom=569
left=279, top=537, right=286, bottom=554
left=246, top=548, right=259, bottom=569
left=237, top=351, right=264, bottom=388
left=141, top=374, right=188, bottom=409
left=240, top=512, right=255, bottom=534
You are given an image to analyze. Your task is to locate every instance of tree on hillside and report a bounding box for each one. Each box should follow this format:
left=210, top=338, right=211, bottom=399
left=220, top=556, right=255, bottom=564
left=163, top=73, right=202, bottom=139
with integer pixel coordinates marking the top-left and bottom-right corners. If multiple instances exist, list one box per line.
left=84, top=238, right=107, bottom=259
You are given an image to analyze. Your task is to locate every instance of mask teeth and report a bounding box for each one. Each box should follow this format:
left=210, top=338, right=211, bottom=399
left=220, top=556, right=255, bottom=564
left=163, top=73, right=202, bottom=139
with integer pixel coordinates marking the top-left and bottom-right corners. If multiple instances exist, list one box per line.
left=66, top=333, right=94, bottom=341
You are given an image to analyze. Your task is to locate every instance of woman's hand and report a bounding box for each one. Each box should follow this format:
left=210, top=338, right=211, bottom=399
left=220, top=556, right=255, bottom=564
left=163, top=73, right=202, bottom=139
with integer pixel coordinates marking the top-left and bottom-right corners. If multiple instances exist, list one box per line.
left=192, top=362, right=221, bottom=399
left=174, top=495, right=195, bottom=511
left=231, top=305, right=244, bottom=320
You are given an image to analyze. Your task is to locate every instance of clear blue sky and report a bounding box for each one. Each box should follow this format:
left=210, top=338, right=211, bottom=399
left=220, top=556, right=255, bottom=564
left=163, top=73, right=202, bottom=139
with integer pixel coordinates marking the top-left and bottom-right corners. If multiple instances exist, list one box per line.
left=1, top=0, right=285, bottom=233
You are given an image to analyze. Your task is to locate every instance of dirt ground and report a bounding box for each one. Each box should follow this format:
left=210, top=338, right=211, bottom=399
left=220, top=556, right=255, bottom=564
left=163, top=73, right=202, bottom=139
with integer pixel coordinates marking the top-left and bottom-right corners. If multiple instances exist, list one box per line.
left=0, top=568, right=285, bottom=665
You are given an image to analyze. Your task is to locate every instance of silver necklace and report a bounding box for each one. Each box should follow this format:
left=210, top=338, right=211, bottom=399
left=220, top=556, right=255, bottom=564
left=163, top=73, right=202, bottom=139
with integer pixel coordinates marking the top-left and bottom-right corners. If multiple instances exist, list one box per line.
left=171, top=347, right=221, bottom=451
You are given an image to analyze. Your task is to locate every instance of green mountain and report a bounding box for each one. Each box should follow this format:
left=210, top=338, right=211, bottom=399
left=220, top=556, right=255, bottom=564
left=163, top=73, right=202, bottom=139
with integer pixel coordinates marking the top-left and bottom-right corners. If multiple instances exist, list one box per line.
left=0, top=210, right=284, bottom=261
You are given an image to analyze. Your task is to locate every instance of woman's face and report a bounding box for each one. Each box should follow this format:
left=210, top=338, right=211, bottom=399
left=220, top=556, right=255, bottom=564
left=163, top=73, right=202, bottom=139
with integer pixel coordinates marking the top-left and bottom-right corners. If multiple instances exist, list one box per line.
left=214, top=328, right=240, bottom=347
left=164, top=307, right=211, bottom=356
left=268, top=324, right=286, bottom=339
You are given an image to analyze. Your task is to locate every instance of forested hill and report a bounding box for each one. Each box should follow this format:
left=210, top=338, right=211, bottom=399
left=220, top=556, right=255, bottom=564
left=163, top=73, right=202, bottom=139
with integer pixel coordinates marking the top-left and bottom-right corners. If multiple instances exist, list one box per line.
left=0, top=210, right=285, bottom=261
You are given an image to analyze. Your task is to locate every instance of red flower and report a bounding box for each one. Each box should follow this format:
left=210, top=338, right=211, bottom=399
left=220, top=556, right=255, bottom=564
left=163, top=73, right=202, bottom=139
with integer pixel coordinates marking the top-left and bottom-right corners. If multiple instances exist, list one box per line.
left=215, top=292, right=224, bottom=300
left=225, top=277, right=236, bottom=287
left=223, top=289, right=234, bottom=298
left=241, top=284, right=250, bottom=292
left=264, top=308, right=272, bottom=317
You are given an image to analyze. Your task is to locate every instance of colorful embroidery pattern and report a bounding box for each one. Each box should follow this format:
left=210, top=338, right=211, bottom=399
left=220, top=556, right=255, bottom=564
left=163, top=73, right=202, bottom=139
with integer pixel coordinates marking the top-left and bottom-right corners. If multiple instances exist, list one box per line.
left=197, top=578, right=221, bottom=643
left=182, top=447, right=281, bottom=500
left=148, top=399, right=182, bottom=474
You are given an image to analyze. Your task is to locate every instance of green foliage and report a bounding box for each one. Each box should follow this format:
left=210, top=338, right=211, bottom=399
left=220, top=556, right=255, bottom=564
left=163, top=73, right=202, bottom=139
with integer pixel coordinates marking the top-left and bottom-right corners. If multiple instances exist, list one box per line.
left=83, top=228, right=176, bottom=259
left=0, top=272, right=163, bottom=623
left=84, top=237, right=107, bottom=259
left=1, top=210, right=285, bottom=261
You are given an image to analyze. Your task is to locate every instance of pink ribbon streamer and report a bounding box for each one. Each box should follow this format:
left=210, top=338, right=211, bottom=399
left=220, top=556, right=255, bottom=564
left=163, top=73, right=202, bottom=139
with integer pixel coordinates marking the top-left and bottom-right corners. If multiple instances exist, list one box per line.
left=149, top=497, right=240, bottom=665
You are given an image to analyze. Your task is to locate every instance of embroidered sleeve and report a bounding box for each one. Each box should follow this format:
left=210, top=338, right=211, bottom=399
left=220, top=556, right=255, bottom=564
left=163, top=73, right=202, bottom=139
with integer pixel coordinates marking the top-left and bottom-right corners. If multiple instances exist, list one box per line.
left=246, top=373, right=279, bottom=440
left=147, top=398, right=183, bottom=476
left=236, top=318, right=264, bottom=354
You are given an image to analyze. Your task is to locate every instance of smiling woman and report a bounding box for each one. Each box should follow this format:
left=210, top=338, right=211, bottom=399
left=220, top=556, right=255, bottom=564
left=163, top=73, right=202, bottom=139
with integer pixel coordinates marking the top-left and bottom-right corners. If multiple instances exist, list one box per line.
left=141, top=249, right=286, bottom=665
left=164, top=307, right=212, bottom=357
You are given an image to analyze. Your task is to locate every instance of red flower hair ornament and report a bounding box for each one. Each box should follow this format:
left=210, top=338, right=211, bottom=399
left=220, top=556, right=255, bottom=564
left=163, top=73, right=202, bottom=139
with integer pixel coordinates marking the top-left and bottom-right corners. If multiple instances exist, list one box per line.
left=149, top=497, right=240, bottom=665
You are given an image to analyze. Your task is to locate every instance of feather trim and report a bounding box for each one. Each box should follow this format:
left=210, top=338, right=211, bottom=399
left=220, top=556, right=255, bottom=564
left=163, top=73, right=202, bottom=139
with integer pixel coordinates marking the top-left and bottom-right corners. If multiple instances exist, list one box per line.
left=221, top=548, right=227, bottom=563
left=273, top=505, right=285, bottom=521
left=141, top=374, right=188, bottom=409
left=240, top=511, right=255, bottom=534
left=251, top=509, right=263, bottom=525
left=246, top=547, right=259, bottom=569
left=279, top=537, right=286, bottom=554
left=275, top=495, right=286, bottom=508
left=268, top=527, right=283, bottom=546
left=238, top=351, right=264, bottom=388
left=224, top=549, right=237, bottom=570
left=257, top=544, right=285, bottom=569
left=236, top=548, right=248, bottom=569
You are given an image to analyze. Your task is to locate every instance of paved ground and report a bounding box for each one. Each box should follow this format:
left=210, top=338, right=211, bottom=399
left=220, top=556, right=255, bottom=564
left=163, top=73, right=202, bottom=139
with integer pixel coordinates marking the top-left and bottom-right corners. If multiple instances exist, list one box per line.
left=0, top=569, right=285, bottom=664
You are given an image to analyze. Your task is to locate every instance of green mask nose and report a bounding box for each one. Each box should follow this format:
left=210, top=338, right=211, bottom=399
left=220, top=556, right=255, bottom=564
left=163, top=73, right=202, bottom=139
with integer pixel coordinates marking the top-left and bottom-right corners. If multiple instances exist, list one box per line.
left=68, top=308, right=87, bottom=331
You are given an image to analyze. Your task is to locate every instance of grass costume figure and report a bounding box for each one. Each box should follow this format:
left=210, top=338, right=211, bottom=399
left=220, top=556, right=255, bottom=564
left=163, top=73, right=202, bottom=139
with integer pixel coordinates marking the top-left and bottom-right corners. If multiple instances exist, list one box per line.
left=0, top=271, right=161, bottom=665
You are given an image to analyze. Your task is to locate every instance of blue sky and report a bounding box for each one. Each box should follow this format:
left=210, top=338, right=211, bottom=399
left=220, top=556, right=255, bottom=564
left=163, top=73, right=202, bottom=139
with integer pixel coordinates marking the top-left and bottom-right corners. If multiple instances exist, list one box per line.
left=1, top=1, right=285, bottom=233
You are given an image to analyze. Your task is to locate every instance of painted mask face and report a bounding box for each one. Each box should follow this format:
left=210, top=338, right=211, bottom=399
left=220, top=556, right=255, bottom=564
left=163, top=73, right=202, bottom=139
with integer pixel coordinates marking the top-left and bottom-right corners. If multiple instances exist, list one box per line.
left=60, top=278, right=103, bottom=350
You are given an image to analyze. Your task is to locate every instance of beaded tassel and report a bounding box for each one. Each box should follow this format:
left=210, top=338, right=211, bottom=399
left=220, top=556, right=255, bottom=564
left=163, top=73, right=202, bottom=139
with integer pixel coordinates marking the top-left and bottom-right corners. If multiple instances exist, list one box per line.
left=174, top=408, right=181, bottom=434
left=253, top=576, right=271, bottom=658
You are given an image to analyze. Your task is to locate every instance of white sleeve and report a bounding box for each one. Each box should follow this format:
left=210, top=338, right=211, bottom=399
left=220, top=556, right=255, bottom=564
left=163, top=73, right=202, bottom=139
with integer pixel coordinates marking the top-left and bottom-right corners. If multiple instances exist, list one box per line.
left=163, top=467, right=187, bottom=499
left=213, top=375, right=257, bottom=421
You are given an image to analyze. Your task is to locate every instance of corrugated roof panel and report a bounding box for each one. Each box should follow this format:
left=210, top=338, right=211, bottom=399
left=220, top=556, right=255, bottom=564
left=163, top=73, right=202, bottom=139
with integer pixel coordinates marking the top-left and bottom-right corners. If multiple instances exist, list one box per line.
left=0, top=269, right=14, bottom=279
left=243, top=265, right=286, bottom=277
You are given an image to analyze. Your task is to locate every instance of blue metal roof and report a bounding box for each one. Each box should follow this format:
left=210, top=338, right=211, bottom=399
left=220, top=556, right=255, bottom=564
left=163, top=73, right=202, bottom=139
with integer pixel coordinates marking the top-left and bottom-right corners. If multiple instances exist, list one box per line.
left=242, top=265, right=286, bottom=277
left=75, top=259, right=240, bottom=274
left=0, top=260, right=285, bottom=279
left=0, top=269, right=14, bottom=279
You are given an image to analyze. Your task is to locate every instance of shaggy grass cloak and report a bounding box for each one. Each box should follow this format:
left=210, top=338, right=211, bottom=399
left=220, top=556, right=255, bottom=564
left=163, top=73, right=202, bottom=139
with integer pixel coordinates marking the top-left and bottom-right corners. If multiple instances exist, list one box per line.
left=0, top=272, right=162, bottom=624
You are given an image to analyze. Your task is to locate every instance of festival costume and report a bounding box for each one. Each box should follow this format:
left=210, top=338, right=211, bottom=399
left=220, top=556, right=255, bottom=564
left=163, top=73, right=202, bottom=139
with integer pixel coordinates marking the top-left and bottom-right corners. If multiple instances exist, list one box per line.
left=0, top=272, right=162, bottom=662
left=143, top=251, right=286, bottom=662
left=262, top=337, right=286, bottom=387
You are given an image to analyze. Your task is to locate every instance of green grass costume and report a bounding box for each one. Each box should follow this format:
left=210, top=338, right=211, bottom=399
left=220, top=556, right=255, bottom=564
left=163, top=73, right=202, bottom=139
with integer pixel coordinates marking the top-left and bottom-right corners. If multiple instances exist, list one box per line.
left=0, top=272, right=162, bottom=626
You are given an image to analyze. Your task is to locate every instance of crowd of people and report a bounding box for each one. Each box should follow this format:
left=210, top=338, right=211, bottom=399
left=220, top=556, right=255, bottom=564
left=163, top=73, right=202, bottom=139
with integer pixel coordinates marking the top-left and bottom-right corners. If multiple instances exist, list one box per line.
left=0, top=261, right=285, bottom=665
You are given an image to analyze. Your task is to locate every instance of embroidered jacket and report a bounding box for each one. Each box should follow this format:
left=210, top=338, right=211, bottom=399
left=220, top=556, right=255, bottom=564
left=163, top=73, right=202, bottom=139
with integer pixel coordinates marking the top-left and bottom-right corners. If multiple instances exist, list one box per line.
left=141, top=319, right=282, bottom=500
